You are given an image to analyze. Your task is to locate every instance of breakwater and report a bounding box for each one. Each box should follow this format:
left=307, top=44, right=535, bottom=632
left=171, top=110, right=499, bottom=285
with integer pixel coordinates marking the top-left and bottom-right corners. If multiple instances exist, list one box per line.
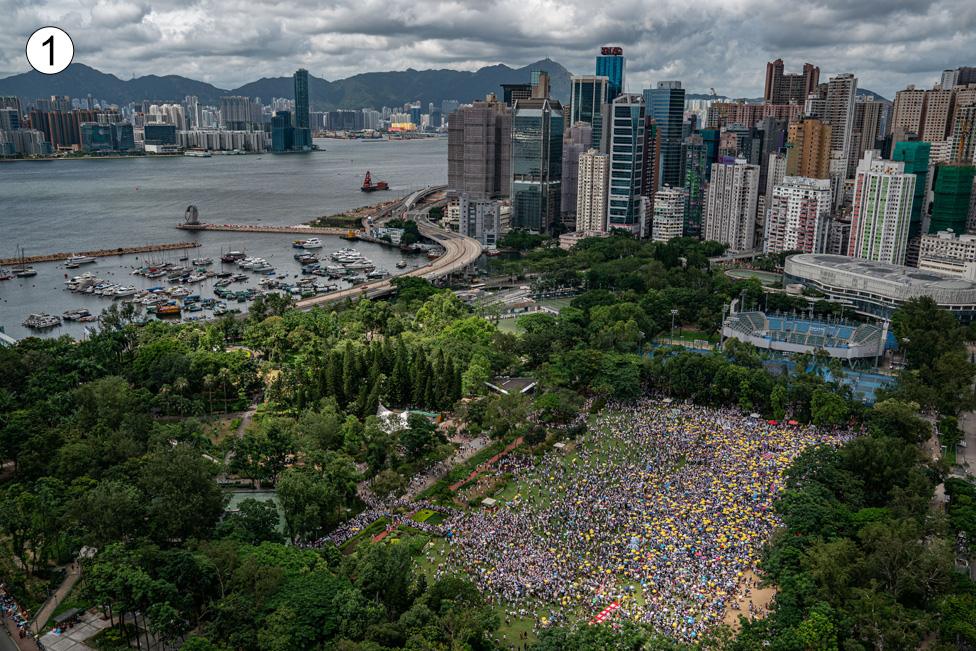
left=177, top=223, right=348, bottom=235
left=1, top=242, right=201, bottom=266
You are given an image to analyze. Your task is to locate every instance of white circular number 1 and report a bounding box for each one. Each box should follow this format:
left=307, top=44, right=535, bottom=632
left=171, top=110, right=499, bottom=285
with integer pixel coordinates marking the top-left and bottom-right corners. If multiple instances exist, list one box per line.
left=26, top=27, right=74, bottom=75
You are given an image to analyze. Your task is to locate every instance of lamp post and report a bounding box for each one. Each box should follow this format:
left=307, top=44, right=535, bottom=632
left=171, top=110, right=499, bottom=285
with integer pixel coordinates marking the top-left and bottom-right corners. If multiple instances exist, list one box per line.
left=670, top=309, right=679, bottom=345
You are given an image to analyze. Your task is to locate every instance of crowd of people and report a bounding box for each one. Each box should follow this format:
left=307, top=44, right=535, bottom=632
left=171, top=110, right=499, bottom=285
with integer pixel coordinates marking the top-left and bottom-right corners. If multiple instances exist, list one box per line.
left=0, top=582, right=33, bottom=640
left=430, top=400, right=851, bottom=641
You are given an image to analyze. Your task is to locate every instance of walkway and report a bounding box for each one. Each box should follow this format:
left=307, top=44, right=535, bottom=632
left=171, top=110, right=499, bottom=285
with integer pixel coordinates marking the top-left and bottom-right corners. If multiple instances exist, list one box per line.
left=30, top=564, right=81, bottom=635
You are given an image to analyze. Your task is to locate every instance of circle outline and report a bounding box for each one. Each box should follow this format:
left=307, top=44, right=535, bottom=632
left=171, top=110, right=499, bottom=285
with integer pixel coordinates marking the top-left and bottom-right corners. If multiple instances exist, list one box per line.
left=26, top=26, right=74, bottom=75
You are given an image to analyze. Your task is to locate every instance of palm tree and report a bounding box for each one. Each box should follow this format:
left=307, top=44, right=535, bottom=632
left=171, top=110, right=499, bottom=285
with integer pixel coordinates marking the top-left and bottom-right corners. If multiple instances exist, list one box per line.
left=203, top=374, right=216, bottom=413
left=218, top=367, right=234, bottom=414
left=173, top=377, right=190, bottom=416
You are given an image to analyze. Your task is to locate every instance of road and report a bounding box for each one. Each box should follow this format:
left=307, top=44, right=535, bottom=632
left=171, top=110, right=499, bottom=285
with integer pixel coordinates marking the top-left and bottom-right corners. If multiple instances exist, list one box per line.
left=296, top=186, right=482, bottom=309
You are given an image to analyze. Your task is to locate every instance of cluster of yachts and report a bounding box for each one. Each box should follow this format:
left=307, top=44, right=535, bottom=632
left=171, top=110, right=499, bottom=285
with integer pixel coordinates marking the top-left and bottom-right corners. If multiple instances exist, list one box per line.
left=21, top=243, right=408, bottom=330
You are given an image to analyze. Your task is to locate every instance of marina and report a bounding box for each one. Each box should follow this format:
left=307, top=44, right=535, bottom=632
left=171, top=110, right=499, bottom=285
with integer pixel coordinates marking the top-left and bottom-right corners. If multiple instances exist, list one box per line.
left=0, top=242, right=202, bottom=266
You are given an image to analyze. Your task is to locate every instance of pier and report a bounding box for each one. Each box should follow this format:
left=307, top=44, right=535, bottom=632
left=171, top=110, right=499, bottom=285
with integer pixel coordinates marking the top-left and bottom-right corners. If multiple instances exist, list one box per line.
left=177, top=223, right=348, bottom=235
left=0, top=242, right=201, bottom=266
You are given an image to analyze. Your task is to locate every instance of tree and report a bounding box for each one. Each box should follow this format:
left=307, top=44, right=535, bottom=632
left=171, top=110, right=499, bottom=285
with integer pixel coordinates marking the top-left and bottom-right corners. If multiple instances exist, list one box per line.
left=811, top=389, right=849, bottom=427
left=400, top=414, right=443, bottom=461
left=217, top=498, right=283, bottom=545
left=137, top=446, right=225, bottom=543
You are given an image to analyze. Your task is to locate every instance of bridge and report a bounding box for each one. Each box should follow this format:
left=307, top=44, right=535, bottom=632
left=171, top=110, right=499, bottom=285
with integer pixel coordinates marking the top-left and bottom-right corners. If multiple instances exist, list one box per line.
left=296, top=186, right=482, bottom=309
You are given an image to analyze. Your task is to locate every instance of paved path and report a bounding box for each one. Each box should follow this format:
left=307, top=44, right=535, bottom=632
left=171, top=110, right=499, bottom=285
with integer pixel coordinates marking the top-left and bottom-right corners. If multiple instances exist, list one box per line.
left=30, top=565, right=81, bottom=635
left=957, top=410, right=976, bottom=475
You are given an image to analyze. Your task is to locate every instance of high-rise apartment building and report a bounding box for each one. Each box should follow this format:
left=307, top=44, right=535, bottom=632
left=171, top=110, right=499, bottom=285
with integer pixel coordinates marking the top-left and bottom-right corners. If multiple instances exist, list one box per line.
left=704, top=158, right=760, bottom=251
left=921, top=87, right=955, bottom=143
left=220, top=96, right=260, bottom=130
left=606, top=94, right=645, bottom=233
left=951, top=104, right=976, bottom=164
left=848, top=151, right=916, bottom=264
left=652, top=186, right=686, bottom=242
left=644, top=81, right=685, bottom=188
left=570, top=76, right=609, bottom=151
left=890, top=86, right=926, bottom=136
left=511, top=93, right=563, bottom=233
left=764, top=59, right=820, bottom=105
left=763, top=176, right=833, bottom=254
left=786, top=118, right=832, bottom=179
left=595, top=47, right=625, bottom=99
left=576, top=149, right=609, bottom=233
left=561, top=123, right=593, bottom=230
left=891, top=141, right=931, bottom=265
left=823, top=73, right=857, bottom=157
left=848, top=97, right=884, bottom=176
left=447, top=95, right=512, bottom=199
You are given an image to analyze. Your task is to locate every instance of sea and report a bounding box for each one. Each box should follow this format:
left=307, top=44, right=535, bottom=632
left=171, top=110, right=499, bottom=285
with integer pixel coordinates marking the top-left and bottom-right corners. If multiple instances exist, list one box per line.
left=0, top=137, right=447, bottom=340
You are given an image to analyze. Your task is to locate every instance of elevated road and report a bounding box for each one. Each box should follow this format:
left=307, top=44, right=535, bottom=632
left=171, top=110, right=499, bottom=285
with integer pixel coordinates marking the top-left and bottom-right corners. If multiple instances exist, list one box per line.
left=296, top=186, right=481, bottom=309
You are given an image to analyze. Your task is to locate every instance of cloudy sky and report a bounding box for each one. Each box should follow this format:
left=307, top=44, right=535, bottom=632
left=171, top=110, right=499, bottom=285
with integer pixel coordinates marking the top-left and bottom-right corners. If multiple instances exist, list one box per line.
left=2, top=0, right=975, bottom=97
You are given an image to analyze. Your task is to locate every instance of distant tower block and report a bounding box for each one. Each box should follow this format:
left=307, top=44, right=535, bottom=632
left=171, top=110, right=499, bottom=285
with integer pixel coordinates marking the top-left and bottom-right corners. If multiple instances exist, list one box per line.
left=184, top=205, right=200, bottom=225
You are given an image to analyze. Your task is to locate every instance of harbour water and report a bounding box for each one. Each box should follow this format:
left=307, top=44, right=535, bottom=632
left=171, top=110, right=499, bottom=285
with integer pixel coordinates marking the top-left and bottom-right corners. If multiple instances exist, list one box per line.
left=0, top=138, right=447, bottom=340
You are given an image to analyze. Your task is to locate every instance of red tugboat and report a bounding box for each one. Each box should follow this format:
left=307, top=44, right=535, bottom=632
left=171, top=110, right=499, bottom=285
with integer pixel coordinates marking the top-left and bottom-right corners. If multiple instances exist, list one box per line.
left=361, top=170, right=389, bottom=192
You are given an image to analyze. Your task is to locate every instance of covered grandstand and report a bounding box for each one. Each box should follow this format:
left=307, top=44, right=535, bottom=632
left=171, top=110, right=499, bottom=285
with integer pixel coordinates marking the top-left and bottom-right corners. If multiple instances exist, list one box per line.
left=722, top=311, right=895, bottom=361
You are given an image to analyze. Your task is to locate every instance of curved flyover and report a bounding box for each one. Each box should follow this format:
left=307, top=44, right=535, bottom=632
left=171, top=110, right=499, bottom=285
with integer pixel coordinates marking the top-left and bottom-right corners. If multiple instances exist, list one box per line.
left=296, top=186, right=482, bottom=309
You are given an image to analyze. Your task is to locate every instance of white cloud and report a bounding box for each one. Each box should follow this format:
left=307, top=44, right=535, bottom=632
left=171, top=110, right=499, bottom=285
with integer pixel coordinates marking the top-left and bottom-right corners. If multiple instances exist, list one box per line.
left=0, top=0, right=974, bottom=97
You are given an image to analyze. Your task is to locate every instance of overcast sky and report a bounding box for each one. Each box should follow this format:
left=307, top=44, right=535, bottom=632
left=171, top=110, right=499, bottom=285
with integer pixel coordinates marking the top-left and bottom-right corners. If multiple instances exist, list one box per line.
left=2, top=0, right=975, bottom=98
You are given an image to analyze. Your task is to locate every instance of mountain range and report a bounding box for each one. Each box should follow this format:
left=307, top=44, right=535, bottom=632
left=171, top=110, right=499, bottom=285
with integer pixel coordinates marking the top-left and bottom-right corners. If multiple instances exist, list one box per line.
left=0, top=60, right=573, bottom=110
left=0, top=62, right=890, bottom=111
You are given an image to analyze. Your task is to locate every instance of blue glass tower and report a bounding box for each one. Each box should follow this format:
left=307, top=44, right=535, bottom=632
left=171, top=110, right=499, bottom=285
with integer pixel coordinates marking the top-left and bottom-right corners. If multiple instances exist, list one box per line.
left=644, top=81, right=685, bottom=189
left=511, top=98, right=564, bottom=233
left=596, top=47, right=625, bottom=100
left=607, top=94, right=644, bottom=232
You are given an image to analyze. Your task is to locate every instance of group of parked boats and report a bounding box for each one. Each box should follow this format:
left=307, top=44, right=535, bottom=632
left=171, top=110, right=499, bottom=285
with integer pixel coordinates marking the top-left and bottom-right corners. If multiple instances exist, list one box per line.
left=18, top=243, right=405, bottom=330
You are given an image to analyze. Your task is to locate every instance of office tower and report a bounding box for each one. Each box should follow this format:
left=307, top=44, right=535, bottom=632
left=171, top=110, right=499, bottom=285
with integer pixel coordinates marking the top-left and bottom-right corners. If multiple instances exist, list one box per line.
left=0, top=96, right=22, bottom=122
left=271, top=110, right=294, bottom=153
left=570, top=76, right=609, bottom=151
left=606, top=94, right=644, bottom=233
left=0, top=108, right=20, bottom=131
left=823, top=73, right=857, bottom=158
left=891, top=141, right=931, bottom=265
left=80, top=123, right=114, bottom=153
left=848, top=97, right=884, bottom=176
left=561, top=123, right=593, bottom=230
left=943, top=69, right=961, bottom=90
left=890, top=86, right=925, bottom=135
left=112, top=123, right=134, bottom=151
left=644, top=81, right=685, bottom=188
left=501, top=84, right=532, bottom=108
left=447, top=95, right=512, bottom=199
left=596, top=46, right=625, bottom=99
left=952, top=105, right=976, bottom=164
left=920, top=87, right=954, bottom=143
left=511, top=93, right=563, bottom=233
left=641, top=118, right=659, bottom=197
left=764, top=59, right=820, bottom=105
left=143, top=124, right=177, bottom=145
left=681, top=134, right=707, bottom=238
left=652, top=186, right=685, bottom=242
left=763, top=176, right=833, bottom=254
left=704, top=158, right=760, bottom=251
left=576, top=149, right=609, bottom=233
left=786, top=118, right=832, bottom=179
left=847, top=151, right=916, bottom=264
left=293, top=68, right=311, bottom=149
left=459, top=194, right=501, bottom=248
left=930, top=164, right=976, bottom=234
left=531, top=71, right=551, bottom=100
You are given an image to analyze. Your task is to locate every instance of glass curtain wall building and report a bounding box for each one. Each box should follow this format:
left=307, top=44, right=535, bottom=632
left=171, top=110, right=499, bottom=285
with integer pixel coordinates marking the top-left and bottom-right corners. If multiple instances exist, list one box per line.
left=511, top=98, right=564, bottom=233
left=607, top=94, right=645, bottom=233
left=644, top=81, right=686, bottom=189
left=570, top=76, right=609, bottom=151
left=596, top=47, right=625, bottom=99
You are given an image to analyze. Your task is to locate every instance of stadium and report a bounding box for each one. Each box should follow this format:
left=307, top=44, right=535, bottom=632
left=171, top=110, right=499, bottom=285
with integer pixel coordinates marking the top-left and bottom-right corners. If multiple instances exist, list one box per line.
left=722, top=310, right=897, bottom=361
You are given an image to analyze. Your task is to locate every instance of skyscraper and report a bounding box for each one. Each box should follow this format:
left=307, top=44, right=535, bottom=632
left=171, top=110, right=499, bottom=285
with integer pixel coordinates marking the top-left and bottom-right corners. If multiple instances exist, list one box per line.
left=595, top=47, right=625, bottom=99
left=570, top=76, right=609, bottom=151
left=293, top=69, right=310, bottom=130
left=511, top=93, right=563, bottom=233
left=501, top=84, right=532, bottom=107
left=786, top=118, right=832, bottom=179
left=561, top=123, right=593, bottom=230
left=644, top=81, right=685, bottom=188
left=704, top=158, right=760, bottom=251
left=764, top=59, right=820, bottom=105
left=576, top=149, right=609, bottom=233
left=890, top=86, right=925, bottom=136
left=848, top=97, right=884, bottom=176
left=447, top=95, right=512, bottom=199
left=847, top=151, right=916, bottom=264
left=921, top=87, right=955, bottom=143
left=606, top=94, right=645, bottom=233
left=823, top=73, right=857, bottom=157
left=763, top=176, right=833, bottom=254
left=952, top=104, right=976, bottom=164
left=681, top=134, right=707, bottom=238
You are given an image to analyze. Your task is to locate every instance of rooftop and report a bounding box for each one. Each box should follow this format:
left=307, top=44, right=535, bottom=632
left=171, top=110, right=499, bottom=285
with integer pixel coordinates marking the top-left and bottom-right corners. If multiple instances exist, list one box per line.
left=790, top=253, right=976, bottom=291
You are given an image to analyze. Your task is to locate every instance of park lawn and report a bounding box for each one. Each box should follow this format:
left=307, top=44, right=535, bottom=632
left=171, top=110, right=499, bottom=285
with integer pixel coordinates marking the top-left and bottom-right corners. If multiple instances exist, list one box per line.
left=495, top=318, right=523, bottom=335
left=411, top=509, right=436, bottom=523
left=425, top=512, right=447, bottom=525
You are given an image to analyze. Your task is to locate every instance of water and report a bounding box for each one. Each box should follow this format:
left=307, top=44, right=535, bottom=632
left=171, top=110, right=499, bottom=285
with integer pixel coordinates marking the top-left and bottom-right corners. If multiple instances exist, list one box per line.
left=0, top=138, right=447, bottom=340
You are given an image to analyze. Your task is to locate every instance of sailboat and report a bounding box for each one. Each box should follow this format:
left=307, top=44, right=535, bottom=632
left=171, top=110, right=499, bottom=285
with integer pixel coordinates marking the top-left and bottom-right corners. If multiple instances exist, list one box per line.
left=12, top=246, right=36, bottom=278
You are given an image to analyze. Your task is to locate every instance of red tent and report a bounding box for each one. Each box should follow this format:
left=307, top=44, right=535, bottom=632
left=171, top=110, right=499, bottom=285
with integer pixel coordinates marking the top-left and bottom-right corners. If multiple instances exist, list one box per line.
left=767, top=419, right=778, bottom=425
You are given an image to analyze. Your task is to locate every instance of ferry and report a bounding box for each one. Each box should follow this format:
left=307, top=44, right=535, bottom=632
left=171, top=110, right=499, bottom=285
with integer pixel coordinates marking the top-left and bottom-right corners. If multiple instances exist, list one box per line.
left=66, top=254, right=97, bottom=265
left=184, top=150, right=212, bottom=158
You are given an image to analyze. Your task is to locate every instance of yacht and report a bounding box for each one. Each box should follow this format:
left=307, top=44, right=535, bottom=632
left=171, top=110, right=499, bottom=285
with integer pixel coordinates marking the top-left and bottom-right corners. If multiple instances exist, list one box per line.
left=23, top=313, right=62, bottom=329
left=395, top=260, right=407, bottom=269
left=343, top=260, right=374, bottom=270
left=14, top=266, right=37, bottom=278
left=66, top=254, right=96, bottom=265
left=331, top=248, right=361, bottom=261
left=191, top=257, right=214, bottom=266
left=221, top=250, right=246, bottom=263
left=113, top=285, right=138, bottom=297
left=302, top=238, right=324, bottom=249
